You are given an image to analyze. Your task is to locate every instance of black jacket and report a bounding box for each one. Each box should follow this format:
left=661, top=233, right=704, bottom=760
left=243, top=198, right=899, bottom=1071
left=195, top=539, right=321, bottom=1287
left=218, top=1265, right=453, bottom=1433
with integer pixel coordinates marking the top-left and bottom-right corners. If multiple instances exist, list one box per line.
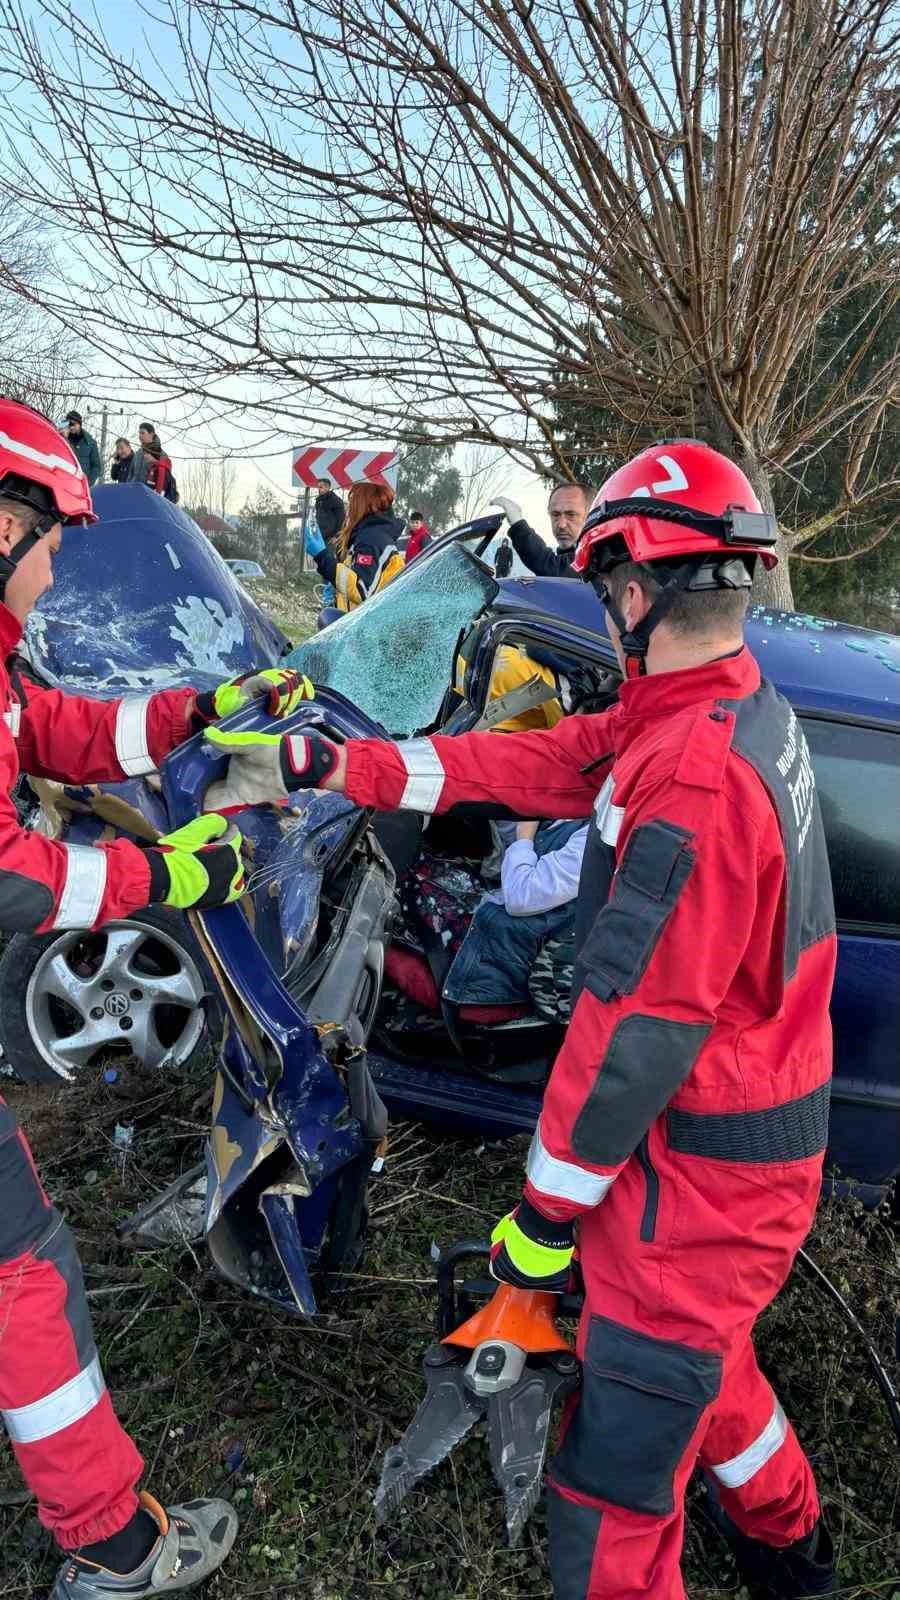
left=494, top=542, right=514, bottom=577
left=509, top=518, right=576, bottom=578
left=315, top=489, right=345, bottom=541
left=110, top=455, right=134, bottom=483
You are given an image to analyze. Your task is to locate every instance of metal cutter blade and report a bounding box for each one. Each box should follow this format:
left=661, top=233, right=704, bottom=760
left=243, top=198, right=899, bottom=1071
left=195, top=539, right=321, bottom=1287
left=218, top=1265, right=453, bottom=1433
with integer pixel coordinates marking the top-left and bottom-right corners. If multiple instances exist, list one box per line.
left=374, top=1346, right=483, bottom=1524
left=486, top=1354, right=580, bottom=1545
left=375, top=1277, right=580, bottom=1539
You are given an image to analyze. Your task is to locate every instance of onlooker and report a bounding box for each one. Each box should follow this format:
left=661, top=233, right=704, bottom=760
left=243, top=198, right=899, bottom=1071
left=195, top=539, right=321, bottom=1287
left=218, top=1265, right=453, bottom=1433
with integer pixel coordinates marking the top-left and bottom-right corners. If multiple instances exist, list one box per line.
left=314, top=476, right=345, bottom=544
left=305, top=482, right=404, bottom=612
left=404, top=510, right=431, bottom=563
left=110, top=437, right=135, bottom=483
left=136, top=424, right=177, bottom=501
left=64, top=411, right=101, bottom=486
left=491, top=482, right=590, bottom=577
left=128, top=423, right=152, bottom=490
left=494, top=536, right=513, bottom=577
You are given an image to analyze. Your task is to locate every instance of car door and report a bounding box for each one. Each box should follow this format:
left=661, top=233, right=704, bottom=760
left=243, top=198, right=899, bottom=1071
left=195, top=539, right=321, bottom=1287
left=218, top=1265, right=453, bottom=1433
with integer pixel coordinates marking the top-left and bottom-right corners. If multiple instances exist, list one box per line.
left=799, top=713, right=900, bottom=1202
left=453, top=607, right=620, bottom=730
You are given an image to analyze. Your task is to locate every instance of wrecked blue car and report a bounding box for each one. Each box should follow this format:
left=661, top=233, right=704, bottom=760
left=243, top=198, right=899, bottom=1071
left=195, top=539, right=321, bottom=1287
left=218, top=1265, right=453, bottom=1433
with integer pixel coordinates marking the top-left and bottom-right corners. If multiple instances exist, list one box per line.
left=6, top=497, right=899, bottom=1318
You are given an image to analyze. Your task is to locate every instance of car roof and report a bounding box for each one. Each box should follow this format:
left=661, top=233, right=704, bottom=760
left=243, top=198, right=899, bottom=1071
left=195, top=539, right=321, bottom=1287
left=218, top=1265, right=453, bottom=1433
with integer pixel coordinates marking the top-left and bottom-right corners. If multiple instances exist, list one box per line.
left=493, top=575, right=900, bottom=725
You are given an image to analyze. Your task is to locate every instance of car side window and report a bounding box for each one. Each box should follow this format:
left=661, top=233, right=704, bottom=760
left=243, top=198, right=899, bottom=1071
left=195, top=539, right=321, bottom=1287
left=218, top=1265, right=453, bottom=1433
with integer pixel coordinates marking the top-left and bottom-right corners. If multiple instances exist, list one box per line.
left=801, top=717, right=900, bottom=929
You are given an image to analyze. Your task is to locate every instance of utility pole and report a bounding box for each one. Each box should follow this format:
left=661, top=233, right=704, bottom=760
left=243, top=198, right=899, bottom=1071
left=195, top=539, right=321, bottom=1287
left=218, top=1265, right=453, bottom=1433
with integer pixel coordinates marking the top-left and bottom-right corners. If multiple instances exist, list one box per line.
left=98, top=408, right=109, bottom=482
left=301, top=489, right=311, bottom=571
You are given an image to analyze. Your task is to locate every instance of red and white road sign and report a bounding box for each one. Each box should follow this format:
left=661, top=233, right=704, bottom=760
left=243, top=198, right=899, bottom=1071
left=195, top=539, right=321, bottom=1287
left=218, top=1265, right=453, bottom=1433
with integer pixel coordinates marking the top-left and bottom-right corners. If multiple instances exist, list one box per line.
left=292, top=444, right=398, bottom=491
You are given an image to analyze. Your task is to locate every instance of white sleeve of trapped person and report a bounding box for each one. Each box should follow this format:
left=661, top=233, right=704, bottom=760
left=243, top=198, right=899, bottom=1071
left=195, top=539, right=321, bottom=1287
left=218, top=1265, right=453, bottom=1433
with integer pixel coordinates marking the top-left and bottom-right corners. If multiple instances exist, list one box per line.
left=500, top=825, right=589, bottom=917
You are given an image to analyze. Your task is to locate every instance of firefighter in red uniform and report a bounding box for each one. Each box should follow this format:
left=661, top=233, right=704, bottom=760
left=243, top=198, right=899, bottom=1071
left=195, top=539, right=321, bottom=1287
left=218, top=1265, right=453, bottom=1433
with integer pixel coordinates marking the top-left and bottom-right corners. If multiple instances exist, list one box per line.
left=207, top=438, right=838, bottom=1599
left=0, top=400, right=312, bottom=1599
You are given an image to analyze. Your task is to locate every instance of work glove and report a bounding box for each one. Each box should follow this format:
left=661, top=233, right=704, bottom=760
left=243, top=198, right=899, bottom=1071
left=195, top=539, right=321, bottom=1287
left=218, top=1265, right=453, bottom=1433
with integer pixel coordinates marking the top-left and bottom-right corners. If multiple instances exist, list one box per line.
left=490, top=1198, right=575, bottom=1293
left=490, top=496, right=524, bottom=526
left=305, top=525, right=326, bottom=559
left=202, top=725, right=341, bottom=813
left=192, top=668, right=314, bottom=727
left=144, top=814, right=246, bottom=909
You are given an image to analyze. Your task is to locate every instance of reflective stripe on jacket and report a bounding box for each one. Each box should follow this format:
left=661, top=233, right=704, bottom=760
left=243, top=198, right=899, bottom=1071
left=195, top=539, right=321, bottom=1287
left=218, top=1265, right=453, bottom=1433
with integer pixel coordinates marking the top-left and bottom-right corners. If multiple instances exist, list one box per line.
left=0, top=605, right=195, bottom=934
left=341, top=647, right=836, bottom=1337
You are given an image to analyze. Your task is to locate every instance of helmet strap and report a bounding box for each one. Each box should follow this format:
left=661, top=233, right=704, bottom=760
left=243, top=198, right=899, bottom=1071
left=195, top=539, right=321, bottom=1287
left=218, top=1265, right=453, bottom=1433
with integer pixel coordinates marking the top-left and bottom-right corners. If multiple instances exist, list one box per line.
left=0, top=529, right=43, bottom=608
left=603, top=564, right=701, bottom=678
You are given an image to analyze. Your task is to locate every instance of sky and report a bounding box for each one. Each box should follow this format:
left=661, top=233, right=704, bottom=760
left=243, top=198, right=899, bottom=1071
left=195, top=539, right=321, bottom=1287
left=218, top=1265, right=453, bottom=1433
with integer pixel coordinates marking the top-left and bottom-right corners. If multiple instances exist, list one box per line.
left=6, top=0, right=573, bottom=542
left=74, top=398, right=556, bottom=535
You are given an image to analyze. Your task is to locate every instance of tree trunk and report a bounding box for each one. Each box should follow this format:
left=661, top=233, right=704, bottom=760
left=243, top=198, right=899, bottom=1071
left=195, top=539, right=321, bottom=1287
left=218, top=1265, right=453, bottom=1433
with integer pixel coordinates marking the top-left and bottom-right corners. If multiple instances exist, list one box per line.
left=739, top=454, right=795, bottom=612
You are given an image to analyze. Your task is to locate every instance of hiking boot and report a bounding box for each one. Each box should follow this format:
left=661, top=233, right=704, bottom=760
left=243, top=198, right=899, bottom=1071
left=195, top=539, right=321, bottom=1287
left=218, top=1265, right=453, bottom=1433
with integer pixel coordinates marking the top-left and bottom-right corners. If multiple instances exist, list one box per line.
left=50, top=1491, right=238, bottom=1598
left=702, top=1478, right=837, bottom=1597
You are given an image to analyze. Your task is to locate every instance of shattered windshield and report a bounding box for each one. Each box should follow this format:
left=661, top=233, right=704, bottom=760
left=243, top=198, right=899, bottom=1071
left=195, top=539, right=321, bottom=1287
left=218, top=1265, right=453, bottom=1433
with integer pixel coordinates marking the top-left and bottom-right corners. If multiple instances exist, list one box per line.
left=285, top=541, right=496, bottom=736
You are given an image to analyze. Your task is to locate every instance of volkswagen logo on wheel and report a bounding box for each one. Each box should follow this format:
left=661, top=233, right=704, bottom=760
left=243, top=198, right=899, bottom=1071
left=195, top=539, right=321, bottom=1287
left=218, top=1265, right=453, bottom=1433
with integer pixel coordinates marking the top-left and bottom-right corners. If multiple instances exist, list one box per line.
left=104, top=991, right=129, bottom=1018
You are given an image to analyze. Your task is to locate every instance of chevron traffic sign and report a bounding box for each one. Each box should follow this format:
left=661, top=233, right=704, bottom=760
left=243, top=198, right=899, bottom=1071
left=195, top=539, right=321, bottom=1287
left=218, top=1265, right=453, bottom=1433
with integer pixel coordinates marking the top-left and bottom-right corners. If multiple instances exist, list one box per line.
left=292, top=444, right=398, bottom=491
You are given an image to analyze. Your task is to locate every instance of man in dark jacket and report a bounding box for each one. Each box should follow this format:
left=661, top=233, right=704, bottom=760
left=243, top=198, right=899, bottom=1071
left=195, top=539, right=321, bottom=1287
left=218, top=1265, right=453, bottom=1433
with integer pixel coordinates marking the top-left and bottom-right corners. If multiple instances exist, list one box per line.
left=494, top=536, right=514, bottom=577
left=314, top=477, right=345, bottom=543
left=64, top=412, right=101, bottom=486
left=492, top=483, right=589, bottom=577
left=110, top=438, right=135, bottom=483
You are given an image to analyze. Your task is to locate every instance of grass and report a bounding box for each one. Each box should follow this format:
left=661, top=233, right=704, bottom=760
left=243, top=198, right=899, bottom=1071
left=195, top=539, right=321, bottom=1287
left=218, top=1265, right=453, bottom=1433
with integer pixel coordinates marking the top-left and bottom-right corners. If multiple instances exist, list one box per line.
left=243, top=572, right=322, bottom=646
left=1, top=1056, right=897, bottom=1599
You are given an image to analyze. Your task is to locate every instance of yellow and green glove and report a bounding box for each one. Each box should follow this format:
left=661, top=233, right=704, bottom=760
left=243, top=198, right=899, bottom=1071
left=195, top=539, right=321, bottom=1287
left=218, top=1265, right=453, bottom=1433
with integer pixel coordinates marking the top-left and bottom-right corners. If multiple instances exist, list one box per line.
left=490, top=1198, right=575, bottom=1293
left=144, top=814, right=246, bottom=909
left=192, top=668, right=314, bottom=728
left=202, top=726, right=341, bottom=813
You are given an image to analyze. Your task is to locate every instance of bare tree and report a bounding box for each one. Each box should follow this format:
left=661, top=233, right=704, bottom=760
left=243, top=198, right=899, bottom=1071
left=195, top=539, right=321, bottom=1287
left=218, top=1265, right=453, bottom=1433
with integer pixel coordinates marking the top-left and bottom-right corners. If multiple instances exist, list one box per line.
left=0, top=193, right=82, bottom=416
left=180, top=454, right=237, bottom=518
left=458, top=441, right=515, bottom=524
left=215, top=455, right=237, bottom=520
left=179, top=457, right=216, bottom=517
left=0, top=0, right=896, bottom=605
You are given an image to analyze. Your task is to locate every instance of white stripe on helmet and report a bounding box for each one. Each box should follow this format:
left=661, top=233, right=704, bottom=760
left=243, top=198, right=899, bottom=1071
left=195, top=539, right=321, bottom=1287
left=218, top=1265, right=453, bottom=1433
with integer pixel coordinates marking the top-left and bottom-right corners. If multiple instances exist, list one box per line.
left=0, top=429, right=82, bottom=478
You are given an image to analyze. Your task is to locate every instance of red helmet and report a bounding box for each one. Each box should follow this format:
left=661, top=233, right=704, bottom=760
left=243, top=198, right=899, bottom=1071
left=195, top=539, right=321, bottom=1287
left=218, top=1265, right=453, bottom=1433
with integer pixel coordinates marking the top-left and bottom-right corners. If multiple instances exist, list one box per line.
left=572, top=439, right=777, bottom=579
left=0, top=398, right=97, bottom=526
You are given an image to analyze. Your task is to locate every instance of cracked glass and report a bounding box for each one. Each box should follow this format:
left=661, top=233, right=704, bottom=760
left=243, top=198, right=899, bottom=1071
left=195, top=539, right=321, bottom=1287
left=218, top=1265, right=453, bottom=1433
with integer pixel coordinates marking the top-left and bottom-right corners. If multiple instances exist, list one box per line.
left=285, top=542, right=497, bottom=736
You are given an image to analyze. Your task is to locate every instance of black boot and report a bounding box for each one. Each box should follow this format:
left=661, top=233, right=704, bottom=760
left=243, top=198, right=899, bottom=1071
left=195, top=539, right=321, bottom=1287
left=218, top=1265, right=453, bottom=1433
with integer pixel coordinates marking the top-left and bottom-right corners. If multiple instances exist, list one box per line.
left=724, top=1517, right=837, bottom=1597
left=701, top=1480, right=837, bottom=1598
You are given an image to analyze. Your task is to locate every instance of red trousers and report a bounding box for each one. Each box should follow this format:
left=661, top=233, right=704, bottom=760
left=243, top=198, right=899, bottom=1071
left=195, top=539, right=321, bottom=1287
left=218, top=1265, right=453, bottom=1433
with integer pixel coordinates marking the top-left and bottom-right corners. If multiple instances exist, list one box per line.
left=547, top=1323, right=818, bottom=1599
left=543, top=1138, right=822, bottom=1599
left=0, top=1098, right=143, bottom=1549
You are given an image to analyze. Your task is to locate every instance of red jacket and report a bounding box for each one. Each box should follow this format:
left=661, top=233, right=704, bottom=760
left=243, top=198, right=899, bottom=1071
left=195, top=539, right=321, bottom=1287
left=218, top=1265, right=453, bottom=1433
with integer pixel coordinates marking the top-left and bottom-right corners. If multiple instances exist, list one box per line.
left=342, top=648, right=836, bottom=1332
left=404, top=524, right=431, bottom=563
left=144, top=452, right=172, bottom=495
left=0, top=604, right=195, bottom=933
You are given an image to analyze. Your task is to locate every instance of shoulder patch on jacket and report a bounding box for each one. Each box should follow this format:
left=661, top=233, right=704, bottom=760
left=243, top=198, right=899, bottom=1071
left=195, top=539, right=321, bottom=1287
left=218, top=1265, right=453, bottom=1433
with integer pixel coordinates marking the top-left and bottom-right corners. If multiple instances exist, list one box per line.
left=675, top=704, right=735, bottom=792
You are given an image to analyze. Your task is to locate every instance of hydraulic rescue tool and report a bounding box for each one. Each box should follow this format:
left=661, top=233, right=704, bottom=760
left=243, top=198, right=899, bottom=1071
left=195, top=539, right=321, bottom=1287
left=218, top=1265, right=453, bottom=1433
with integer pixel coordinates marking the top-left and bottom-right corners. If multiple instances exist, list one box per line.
left=374, top=1242, right=580, bottom=1545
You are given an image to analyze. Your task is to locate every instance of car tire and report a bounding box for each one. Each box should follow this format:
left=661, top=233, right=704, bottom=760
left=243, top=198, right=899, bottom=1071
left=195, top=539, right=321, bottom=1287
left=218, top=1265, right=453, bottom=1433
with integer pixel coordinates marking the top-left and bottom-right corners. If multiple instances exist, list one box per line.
left=0, top=908, right=218, bottom=1087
